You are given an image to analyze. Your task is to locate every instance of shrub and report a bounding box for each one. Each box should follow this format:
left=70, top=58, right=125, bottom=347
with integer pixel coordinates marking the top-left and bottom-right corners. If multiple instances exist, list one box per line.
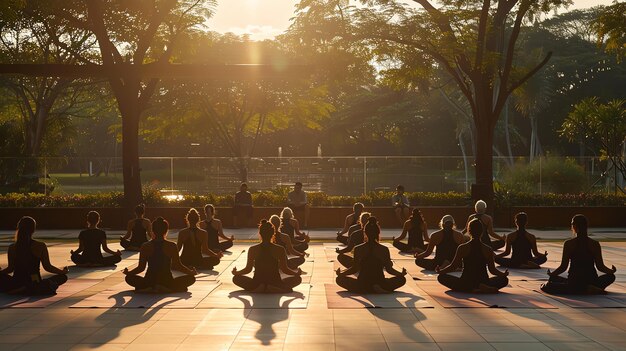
left=499, top=157, right=587, bottom=194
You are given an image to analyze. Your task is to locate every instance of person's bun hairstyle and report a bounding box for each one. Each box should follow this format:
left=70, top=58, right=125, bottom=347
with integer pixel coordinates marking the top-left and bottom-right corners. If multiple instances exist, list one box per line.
left=152, top=217, right=169, bottom=235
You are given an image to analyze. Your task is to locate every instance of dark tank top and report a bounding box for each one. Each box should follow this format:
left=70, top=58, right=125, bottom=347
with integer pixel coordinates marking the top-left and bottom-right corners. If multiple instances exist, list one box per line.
left=144, top=240, right=173, bottom=286
left=252, top=243, right=282, bottom=285
left=180, top=228, right=203, bottom=267
left=350, top=229, right=365, bottom=247
left=460, top=240, right=489, bottom=287
left=408, top=221, right=425, bottom=248
left=205, top=219, right=220, bottom=250
left=470, top=213, right=491, bottom=246
left=13, top=240, right=42, bottom=285
left=511, top=231, right=533, bottom=265
left=280, top=220, right=295, bottom=240
left=568, top=237, right=598, bottom=287
left=434, top=229, right=458, bottom=264
left=350, top=212, right=360, bottom=227
left=357, top=245, right=386, bottom=288
left=131, top=219, right=148, bottom=246
left=79, top=228, right=105, bottom=262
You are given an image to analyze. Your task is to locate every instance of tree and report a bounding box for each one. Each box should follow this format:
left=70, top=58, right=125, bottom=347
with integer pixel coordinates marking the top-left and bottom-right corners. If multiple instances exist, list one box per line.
left=593, top=2, right=626, bottom=63
left=291, top=0, right=569, bottom=207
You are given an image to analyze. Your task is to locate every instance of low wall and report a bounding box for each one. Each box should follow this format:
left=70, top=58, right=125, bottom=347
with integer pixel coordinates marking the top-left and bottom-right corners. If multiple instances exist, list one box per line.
left=0, top=206, right=624, bottom=230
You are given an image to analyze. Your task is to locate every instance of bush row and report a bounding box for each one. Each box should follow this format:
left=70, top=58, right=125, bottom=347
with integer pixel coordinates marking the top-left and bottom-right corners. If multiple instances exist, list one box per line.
left=0, top=190, right=624, bottom=208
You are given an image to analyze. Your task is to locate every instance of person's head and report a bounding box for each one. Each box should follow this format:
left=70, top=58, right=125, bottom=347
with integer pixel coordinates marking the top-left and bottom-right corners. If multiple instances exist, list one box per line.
left=15, top=216, right=36, bottom=245
left=134, top=204, right=145, bottom=217
left=186, top=208, right=200, bottom=228
left=410, top=208, right=424, bottom=225
left=359, top=212, right=371, bottom=226
left=152, top=217, right=169, bottom=238
left=294, top=182, right=303, bottom=191
left=364, top=216, right=380, bottom=243
left=396, top=185, right=405, bottom=194
left=269, top=214, right=281, bottom=232
left=280, top=207, right=293, bottom=220
left=515, top=212, right=528, bottom=229
left=240, top=183, right=248, bottom=192
left=258, top=219, right=274, bottom=242
left=87, top=211, right=100, bottom=226
left=475, top=200, right=487, bottom=214
left=353, top=202, right=364, bottom=213
left=439, top=215, right=455, bottom=230
left=571, top=214, right=588, bottom=237
left=204, top=204, right=215, bottom=218
left=467, top=218, right=483, bottom=239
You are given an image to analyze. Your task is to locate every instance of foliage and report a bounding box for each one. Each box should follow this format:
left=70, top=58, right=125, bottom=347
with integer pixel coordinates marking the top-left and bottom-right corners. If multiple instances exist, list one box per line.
left=593, top=2, right=626, bottom=62
left=498, top=157, right=587, bottom=194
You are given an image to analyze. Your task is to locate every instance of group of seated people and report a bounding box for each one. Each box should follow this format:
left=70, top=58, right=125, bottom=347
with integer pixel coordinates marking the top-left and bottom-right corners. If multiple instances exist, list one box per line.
left=0, top=200, right=617, bottom=297
left=334, top=200, right=617, bottom=295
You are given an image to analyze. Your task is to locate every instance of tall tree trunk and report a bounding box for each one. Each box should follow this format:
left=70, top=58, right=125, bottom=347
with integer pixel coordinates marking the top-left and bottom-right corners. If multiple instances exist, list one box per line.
left=117, top=89, right=143, bottom=210
left=473, top=119, right=495, bottom=213
left=503, top=100, right=513, bottom=166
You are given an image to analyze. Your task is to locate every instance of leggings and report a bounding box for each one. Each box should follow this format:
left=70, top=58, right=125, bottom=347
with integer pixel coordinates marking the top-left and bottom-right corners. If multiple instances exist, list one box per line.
left=495, top=255, right=547, bottom=269
left=438, top=273, right=508, bottom=293
left=181, top=256, right=221, bottom=270
left=540, top=274, right=615, bottom=295
left=337, top=234, right=349, bottom=245
left=120, top=238, right=144, bottom=251
left=338, top=253, right=354, bottom=269
left=210, top=240, right=234, bottom=252
left=232, top=275, right=302, bottom=293
left=288, top=256, right=305, bottom=270
left=336, top=275, right=406, bottom=293
left=293, top=242, right=309, bottom=253
left=393, top=241, right=425, bottom=254
left=0, top=273, right=68, bottom=295
left=415, top=257, right=447, bottom=271
left=71, top=252, right=121, bottom=267
left=125, top=275, right=196, bottom=293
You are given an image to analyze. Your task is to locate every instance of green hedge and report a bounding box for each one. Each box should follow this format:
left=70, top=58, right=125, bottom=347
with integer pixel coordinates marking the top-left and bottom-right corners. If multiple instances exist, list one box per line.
left=0, top=190, right=624, bottom=208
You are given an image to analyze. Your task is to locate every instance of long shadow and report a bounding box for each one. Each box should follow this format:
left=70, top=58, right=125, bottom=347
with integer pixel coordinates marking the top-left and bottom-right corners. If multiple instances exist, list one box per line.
left=228, top=289, right=304, bottom=346
left=369, top=306, right=430, bottom=343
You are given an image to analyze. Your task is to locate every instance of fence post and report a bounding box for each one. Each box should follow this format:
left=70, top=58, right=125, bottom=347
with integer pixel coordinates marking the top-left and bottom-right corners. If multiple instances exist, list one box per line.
left=363, top=157, right=367, bottom=195
left=170, top=157, right=174, bottom=192
left=539, top=157, right=542, bottom=195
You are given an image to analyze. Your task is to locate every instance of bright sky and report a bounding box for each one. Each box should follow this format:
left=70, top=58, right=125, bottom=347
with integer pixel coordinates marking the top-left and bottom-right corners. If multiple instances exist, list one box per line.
left=209, top=0, right=616, bottom=41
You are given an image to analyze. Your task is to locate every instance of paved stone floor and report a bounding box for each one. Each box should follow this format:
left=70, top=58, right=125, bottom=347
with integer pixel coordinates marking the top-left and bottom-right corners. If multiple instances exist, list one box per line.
left=0, top=228, right=625, bottom=351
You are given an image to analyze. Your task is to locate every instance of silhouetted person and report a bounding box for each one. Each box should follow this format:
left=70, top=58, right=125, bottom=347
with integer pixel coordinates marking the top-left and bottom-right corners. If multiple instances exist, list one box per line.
left=287, top=182, right=310, bottom=227
left=121, top=204, right=151, bottom=251
left=232, top=220, right=303, bottom=293
left=437, top=218, right=509, bottom=293
left=495, top=212, right=547, bottom=269
left=541, top=214, right=616, bottom=295
left=336, top=212, right=371, bottom=269
left=123, top=217, right=197, bottom=293
left=336, top=217, right=407, bottom=293
left=200, top=204, right=234, bottom=253
left=415, top=215, right=465, bottom=271
left=0, top=216, right=68, bottom=295
left=279, top=207, right=310, bottom=252
left=393, top=208, right=429, bottom=254
left=71, top=211, right=122, bottom=267
left=234, top=182, right=253, bottom=227
left=177, top=208, right=222, bottom=270
left=336, top=202, right=364, bottom=244
left=269, top=215, right=306, bottom=270
left=463, top=200, right=505, bottom=251
left=392, top=185, right=411, bottom=225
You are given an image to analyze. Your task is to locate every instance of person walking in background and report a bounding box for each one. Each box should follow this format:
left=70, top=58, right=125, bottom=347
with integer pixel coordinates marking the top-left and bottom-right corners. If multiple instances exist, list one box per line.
left=121, top=204, right=151, bottom=251
left=71, top=211, right=122, bottom=267
left=392, top=185, right=411, bottom=225
left=287, top=182, right=310, bottom=228
left=234, top=183, right=253, bottom=228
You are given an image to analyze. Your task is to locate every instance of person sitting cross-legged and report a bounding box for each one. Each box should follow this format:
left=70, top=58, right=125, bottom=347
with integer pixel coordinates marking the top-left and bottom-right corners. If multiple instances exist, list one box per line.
left=541, top=214, right=616, bottom=295
left=123, top=217, right=197, bottom=293
left=393, top=208, right=429, bottom=254
left=335, top=217, right=407, bottom=293
left=177, top=208, right=222, bottom=270
left=232, top=220, right=303, bottom=293
left=200, top=204, right=234, bottom=253
left=336, top=212, right=370, bottom=269
left=414, top=215, right=465, bottom=271
left=463, top=200, right=505, bottom=251
left=120, top=204, right=151, bottom=251
left=71, top=211, right=122, bottom=267
left=336, top=202, right=364, bottom=245
left=269, top=215, right=306, bottom=270
left=495, top=212, right=548, bottom=269
left=0, top=216, right=68, bottom=295
left=279, top=207, right=310, bottom=252
left=436, top=218, right=509, bottom=293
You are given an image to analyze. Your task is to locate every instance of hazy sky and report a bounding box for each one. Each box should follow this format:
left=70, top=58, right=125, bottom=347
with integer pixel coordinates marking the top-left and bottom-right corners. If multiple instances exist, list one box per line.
left=209, top=0, right=616, bottom=40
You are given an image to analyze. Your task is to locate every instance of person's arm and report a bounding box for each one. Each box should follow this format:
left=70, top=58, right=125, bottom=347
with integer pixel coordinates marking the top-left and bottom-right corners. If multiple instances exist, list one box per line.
left=436, top=245, right=464, bottom=274
left=337, top=246, right=363, bottom=276
left=169, top=243, right=197, bottom=275
left=592, top=241, right=617, bottom=274
left=0, top=246, right=16, bottom=274
left=121, top=221, right=132, bottom=240
left=292, top=219, right=308, bottom=239
left=215, top=220, right=233, bottom=241
left=287, top=192, right=294, bottom=206
left=176, top=230, right=185, bottom=252
left=73, top=234, right=85, bottom=254
left=337, top=234, right=356, bottom=254
left=495, top=232, right=514, bottom=258
left=101, top=233, right=120, bottom=256
left=40, top=244, right=68, bottom=275
left=528, top=233, right=547, bottom=258
left=549, top=241, right=571, bottom=277
left=415, top=232, right=438, bottom=259
left=277, top=247, right=301, bottom=275
left=393, top=222, right=410, bottom=242
left=337, top=214, right=352, bottom=235
left=201, top=239, right=223, bottom=258
left=402, top=195, right=410, bottom=207
left=232, top=247, right=256, bottom=276
left=422, top=223, right=429, bottom=242
left=391, top=194, right=398, bottom=206
left=282, top=233, right=304, bottom=256
left=461, top=215, right=471, bottom=234
left=383, top=249, right=405, bottom=276
left=124, top=246, right=148, bottom=275
left=486, top=249, right=508, bottom=277
left=146, top=220, right=153, bottom=238
left=486, top=216, right=505, bottom=241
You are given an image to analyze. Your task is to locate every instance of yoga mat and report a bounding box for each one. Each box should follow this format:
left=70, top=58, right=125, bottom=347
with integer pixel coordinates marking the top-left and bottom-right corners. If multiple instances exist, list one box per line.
left=520, top=283, right=626, bottom=308
left=419, top=281, right=556, bottom=308
left=195, top=283, right=311, bottom=309
left=0, top=279, right=101, bottom=308
left=325, top=283, right=433, bottom=309
left=325, top=247, right=338, bottom=262
left=70, top=281, right=220, bottom=309
left=383, top=243, right=417, bottom=261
